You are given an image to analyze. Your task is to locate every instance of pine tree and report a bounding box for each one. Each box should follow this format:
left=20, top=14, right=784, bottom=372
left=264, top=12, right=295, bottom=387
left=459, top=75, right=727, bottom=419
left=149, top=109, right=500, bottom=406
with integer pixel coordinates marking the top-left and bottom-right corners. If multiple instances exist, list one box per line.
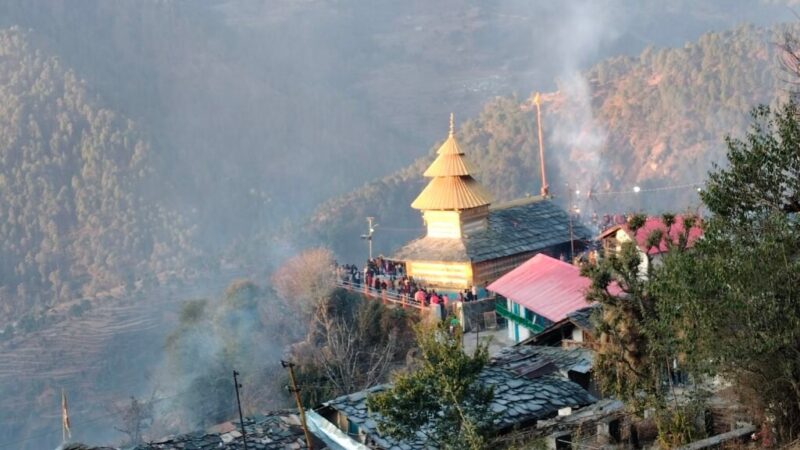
left=367, top=323, right=497, bottom=450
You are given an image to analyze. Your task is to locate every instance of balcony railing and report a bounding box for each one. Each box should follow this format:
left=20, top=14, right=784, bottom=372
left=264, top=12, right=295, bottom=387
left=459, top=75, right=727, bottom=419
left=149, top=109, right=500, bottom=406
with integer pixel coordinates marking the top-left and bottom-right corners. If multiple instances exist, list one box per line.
left=495, top=301, right=545, bottom=334
left=335, top=280, right=426, bottom=310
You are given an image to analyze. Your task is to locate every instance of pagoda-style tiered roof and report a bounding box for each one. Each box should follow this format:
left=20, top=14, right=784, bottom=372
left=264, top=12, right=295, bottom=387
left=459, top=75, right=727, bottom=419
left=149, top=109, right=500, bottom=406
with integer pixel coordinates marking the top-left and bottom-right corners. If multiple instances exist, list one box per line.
left=411, top=177, right=492, bottom=211
left=392, top=109, right=590, bottom=290
left=411, top=114, right=492, bottom=210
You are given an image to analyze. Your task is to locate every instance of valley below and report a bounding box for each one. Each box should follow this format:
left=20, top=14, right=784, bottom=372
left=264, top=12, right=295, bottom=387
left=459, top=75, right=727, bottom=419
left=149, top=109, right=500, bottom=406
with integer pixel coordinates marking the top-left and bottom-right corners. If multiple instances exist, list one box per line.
left=0, top=269, right=256, bottom=450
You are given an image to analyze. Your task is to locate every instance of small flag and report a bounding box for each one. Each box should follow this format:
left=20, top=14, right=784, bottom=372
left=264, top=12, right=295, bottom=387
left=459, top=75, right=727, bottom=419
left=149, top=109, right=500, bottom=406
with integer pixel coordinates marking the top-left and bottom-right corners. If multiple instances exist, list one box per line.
left=62, top=389, right=71, bottom=442
left=533, top=92, right=541, bottom=106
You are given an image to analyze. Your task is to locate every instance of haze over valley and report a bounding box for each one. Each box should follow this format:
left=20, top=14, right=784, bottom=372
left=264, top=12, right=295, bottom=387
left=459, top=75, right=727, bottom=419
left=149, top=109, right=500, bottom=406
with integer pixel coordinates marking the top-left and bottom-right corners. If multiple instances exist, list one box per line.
left=0, top=2, right=797, bottom=448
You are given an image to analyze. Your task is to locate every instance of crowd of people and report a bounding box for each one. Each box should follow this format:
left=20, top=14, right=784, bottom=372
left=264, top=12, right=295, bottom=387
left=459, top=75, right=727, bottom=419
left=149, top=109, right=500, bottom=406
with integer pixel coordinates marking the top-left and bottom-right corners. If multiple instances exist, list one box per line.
left=335, top=256, right=480, bottom=307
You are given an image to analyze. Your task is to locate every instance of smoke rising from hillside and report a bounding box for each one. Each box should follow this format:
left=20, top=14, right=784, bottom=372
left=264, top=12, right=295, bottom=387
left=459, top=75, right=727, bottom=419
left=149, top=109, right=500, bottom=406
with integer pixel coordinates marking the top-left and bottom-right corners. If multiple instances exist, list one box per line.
left=0, top=2, right=795, bottom=449
left=152, top=282, right=295, bottom=432
left=522, top=0, right=624, bottom=221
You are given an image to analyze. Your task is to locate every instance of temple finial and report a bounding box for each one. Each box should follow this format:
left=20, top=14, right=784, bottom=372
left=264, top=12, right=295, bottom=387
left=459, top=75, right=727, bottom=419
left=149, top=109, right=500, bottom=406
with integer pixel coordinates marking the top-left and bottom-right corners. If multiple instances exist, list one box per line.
left=449, top=112, right=455, bottom=137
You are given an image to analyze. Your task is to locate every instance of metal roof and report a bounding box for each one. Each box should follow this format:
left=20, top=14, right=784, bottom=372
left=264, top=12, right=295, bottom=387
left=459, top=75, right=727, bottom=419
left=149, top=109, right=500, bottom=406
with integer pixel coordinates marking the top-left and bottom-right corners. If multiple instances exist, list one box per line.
left=410, top=175, right=493, bottom=210
left=435, top=128, right=463, bottom=156
left=411, top=115, right=493, bottom=211
left=487, top=254, right=593, bottom=323
left=422, top=152, right=477, bottom=177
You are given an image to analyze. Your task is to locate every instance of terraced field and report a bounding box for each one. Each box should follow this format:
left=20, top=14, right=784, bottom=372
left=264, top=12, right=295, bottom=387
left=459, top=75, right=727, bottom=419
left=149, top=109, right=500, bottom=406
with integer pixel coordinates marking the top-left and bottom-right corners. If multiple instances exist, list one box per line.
left=0, top=273, right=246, bottom=450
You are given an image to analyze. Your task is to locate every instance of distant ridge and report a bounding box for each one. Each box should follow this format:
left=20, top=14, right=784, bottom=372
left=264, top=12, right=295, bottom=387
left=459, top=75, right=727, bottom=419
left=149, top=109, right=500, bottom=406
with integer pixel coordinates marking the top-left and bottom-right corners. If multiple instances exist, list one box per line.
left=306, top=23, right=796, bottom=261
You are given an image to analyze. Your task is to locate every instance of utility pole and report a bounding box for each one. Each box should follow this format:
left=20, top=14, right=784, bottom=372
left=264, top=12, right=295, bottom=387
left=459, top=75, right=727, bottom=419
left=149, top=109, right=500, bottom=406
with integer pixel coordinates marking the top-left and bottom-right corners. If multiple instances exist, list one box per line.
left=534, top=92, right=549, bottom=197
left=567, top=183, right=575, bottom=262
left=282, top=360, right=314, bottom=450
left=232, top=370, right=249, bottom=450
left=361, top=217, right=376, bottom=261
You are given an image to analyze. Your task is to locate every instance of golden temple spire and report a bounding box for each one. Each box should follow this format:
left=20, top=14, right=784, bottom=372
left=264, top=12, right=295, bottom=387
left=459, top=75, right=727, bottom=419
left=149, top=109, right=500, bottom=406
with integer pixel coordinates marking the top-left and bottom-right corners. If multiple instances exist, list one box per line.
left=449, top=112, right=455, bottom=137
left=411, top=113, right=492, bottom=211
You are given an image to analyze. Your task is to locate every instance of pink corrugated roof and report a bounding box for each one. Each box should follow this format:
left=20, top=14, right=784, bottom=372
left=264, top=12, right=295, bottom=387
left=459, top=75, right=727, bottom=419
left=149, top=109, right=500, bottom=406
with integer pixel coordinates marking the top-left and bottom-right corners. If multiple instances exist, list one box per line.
left=600, top=215, right=703, bottom=255
left=487, top=254, right=593, bottom=322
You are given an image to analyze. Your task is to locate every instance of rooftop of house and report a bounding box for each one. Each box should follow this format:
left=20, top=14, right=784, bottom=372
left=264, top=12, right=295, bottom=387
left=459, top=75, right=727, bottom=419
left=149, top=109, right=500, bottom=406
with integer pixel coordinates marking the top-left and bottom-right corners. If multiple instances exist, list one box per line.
left=598, top=215, right=703, bottom=255
left=393, top=198, right=593, bottom=263
left=565, top=305, right=599, bottom=333
left=487, top=253, right=595, bottom=323
left=319, top=346, right=596, bottom=450
left=133, top=411, right=316, bottom=450
left=490, top=345, right=594, bottom=377
left=518, top=304, right=602, bottom=346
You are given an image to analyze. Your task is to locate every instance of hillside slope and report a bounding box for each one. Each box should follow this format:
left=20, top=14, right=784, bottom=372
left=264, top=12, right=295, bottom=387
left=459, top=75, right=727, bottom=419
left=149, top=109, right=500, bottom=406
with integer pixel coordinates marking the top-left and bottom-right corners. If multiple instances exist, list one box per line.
left=307, top=24, right=795, bottom=261
left=0, top=1, right=792, bottom=252
left=0, top=28, right=195, bottom=318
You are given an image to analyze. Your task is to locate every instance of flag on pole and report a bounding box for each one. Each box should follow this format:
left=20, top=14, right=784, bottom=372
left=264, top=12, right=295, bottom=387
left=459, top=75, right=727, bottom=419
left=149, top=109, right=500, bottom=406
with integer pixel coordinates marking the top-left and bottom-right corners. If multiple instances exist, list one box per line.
left=533, top=92, right=541, bottom=106
left=62, top=389, right=71, bottom=442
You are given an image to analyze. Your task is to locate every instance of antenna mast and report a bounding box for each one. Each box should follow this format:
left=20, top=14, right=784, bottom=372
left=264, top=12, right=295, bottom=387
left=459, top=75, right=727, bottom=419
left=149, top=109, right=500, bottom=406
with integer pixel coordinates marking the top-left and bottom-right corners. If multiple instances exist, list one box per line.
left=534, top=93, right=549, bottom=197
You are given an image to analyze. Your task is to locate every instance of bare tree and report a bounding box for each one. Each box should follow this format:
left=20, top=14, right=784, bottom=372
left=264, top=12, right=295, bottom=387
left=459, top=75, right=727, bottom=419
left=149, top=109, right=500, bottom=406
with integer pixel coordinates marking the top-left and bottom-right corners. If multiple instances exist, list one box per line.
left=110, top=394, right=155, bottom=446
left=314, top=304, right=398, bottom=394
left=271, top=247, right=336, bottom=317
left=779, top=31, right=800, bottom=99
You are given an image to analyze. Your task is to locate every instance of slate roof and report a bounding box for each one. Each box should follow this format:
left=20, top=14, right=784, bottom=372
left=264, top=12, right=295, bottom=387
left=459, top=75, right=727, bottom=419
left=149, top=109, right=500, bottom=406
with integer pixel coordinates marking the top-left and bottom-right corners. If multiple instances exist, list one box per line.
left=321, top=385, right=424, bottom=450
left=567, top=305, right=600, bottom=333
left=319, top=346, right=596, bottom=449
left=394, top=198, right=592, bottom=263
left=479, top=367, right=595, bottom=429
left=134, top=411, right=316, bottom=450
left=491, top=345, right=594, bottom=377
left=517, top=305, right=601, bottom=346
left=392, top=236, right=470, bottom=262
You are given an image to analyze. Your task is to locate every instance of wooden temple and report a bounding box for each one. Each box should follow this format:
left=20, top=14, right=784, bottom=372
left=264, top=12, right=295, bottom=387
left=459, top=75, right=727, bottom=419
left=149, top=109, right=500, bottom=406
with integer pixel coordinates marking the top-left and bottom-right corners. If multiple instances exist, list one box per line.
left=391, top=114, right=592, bottom=294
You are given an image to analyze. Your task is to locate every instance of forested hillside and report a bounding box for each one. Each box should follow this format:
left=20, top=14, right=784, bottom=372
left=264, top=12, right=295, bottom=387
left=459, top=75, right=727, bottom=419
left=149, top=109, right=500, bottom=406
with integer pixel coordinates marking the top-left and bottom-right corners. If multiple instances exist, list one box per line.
left=308, top=24, right=796, bottom=261
left=0, top=1, right=791, bottom=255
left=0, top=1, right=791, bottom=297
left=0, top=28, right=195, bottom=317
left=567, top=23, right=786, bottom=195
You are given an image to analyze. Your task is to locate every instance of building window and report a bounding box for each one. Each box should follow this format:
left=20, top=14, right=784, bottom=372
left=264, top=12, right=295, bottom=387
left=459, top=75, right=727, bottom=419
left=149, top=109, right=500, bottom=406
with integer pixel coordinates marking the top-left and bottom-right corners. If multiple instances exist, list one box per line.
left=524, top=307, right=537, bottom=324
left=347, top=419, right=360, bottom=437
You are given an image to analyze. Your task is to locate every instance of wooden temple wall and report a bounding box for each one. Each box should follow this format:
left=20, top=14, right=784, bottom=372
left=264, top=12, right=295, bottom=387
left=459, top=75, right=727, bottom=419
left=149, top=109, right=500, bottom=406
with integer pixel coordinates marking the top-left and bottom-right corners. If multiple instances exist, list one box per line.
left=422, top=210, right=462, bottom=238
left=405, top=260, right=472, bottom=290
left=472, top=252, right=536, bottom=287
